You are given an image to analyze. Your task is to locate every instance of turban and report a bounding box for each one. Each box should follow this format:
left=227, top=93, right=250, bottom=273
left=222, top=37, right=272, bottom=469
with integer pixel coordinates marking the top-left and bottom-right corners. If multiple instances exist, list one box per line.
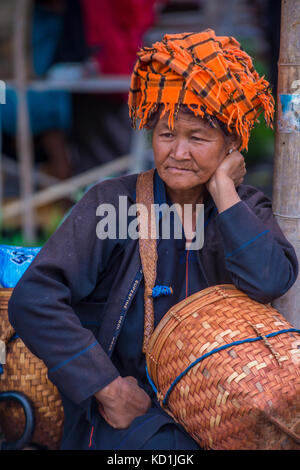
left=128, top=29, right=275, bottom=151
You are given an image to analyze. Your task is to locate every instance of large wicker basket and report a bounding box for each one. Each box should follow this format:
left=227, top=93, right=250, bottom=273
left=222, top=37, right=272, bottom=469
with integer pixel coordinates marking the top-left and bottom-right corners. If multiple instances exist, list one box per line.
left=0, top=288, right=64, bottom=450
left=146, top=284, right=300, bottom=450
left=135, top=169, right=300, bottom=450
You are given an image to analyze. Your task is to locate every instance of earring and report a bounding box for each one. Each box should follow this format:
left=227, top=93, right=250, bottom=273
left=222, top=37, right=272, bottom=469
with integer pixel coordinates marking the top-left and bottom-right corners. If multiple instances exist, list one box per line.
left=228, top=148, right=234, bottom=155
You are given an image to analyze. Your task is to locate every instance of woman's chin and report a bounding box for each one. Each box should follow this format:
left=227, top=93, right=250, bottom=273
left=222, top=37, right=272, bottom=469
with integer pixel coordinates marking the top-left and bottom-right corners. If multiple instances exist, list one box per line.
left=162, top=172, right=207, bottom=193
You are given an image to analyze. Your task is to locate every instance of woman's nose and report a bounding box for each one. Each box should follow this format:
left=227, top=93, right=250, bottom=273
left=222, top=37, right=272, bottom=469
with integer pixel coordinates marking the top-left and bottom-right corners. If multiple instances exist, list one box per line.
left=172, top=139, right=190, bottom=160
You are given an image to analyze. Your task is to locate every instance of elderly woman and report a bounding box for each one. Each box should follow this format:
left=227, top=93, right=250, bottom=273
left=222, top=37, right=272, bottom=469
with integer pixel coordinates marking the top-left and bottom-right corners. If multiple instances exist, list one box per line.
left=8, top=30, right=298, bottom=450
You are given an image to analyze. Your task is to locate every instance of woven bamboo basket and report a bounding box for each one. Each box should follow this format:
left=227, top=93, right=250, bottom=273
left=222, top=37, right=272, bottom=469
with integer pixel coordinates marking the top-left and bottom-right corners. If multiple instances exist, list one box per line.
left=146, top=284, right=300, bottom=450
left=0, top=288, right=64, bottom=450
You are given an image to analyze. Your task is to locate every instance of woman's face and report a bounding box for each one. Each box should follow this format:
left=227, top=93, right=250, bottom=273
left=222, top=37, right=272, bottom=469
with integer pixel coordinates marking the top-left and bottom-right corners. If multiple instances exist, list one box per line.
left=152, top=111, right=233, bottom=193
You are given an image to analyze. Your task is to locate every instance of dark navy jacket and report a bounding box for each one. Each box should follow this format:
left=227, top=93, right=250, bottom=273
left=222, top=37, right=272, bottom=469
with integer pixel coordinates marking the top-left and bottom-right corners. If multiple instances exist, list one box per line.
left=8, top=170, right=298, bottom=449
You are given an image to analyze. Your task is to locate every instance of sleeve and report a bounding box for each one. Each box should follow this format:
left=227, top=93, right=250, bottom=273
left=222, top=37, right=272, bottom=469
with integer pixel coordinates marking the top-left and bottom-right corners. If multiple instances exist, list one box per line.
left=8, top=183, right=121, bottom=412
left=215, top=187, right=299, bottom=304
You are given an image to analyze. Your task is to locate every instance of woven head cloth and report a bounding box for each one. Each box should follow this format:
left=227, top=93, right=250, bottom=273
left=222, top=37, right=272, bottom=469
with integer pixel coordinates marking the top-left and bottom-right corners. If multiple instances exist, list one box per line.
left=128, top=29, right=275, bottom=151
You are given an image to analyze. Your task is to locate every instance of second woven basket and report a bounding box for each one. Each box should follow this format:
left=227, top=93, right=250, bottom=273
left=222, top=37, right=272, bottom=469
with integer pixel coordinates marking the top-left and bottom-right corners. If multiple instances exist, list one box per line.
left=0, top=288, right=64, bottom=450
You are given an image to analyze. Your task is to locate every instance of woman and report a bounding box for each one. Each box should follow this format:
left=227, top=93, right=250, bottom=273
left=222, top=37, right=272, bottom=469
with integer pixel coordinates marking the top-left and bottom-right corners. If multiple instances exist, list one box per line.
left=8, top=30, right=298, bottom=450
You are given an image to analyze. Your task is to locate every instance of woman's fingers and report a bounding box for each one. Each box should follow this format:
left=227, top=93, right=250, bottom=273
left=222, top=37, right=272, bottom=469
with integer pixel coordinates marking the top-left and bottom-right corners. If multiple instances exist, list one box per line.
left=95, top=376, right=151, bottom=429
left=124, top=376, right=138, bottom=385
left=224, top=150, right=246, bottom=185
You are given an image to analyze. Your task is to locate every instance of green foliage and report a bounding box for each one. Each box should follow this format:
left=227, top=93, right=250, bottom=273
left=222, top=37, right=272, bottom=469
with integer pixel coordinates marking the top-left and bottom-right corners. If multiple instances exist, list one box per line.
left=246, top=118, right=275, bottom=167
left=0, top=204, right=68, bottom=248
left=238, top=37, right=275, bottom=167
left=0, top=229, right=45, bottom=248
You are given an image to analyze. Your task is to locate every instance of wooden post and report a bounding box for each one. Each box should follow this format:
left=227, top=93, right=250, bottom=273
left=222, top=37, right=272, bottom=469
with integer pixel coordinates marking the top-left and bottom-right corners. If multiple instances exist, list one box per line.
left=13, top=0, right=36, bottom=243
left=272, top=0, right=300, bottom=327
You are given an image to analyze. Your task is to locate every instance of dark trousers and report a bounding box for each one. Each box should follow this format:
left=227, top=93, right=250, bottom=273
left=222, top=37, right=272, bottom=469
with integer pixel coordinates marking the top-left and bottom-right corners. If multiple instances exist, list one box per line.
left=60, top=394, right=201, bottom=451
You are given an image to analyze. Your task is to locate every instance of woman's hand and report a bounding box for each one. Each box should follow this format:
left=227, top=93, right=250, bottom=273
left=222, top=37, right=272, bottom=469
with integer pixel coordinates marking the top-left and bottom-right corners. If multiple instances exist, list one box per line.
left=206, top=150, right=246, bottom=213
left=94, top=376, right=151, bottom=429
left=206, top=150, right=246, bottom=192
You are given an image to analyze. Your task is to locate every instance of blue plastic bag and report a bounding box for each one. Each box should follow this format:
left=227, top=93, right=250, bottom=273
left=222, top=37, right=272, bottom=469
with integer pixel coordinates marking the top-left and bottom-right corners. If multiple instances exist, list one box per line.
left=0, top=245, right=41, bottom=288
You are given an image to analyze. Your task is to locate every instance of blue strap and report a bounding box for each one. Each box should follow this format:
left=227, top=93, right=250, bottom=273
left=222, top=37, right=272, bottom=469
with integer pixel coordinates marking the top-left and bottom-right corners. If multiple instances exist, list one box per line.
left=146, top=364, right=158, bottom=395
left=146, top=328, right=300, bottom=407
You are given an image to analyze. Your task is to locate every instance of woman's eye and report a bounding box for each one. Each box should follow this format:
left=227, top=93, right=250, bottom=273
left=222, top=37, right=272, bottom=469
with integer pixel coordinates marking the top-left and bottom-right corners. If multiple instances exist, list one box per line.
left=191, top=136, right=203, bottom=141
left=160, top=133, right=173, bottom=138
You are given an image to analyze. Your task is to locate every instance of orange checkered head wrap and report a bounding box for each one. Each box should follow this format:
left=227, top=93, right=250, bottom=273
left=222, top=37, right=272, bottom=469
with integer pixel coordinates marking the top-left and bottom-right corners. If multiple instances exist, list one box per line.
left=128, top=29, right=275, bottom=151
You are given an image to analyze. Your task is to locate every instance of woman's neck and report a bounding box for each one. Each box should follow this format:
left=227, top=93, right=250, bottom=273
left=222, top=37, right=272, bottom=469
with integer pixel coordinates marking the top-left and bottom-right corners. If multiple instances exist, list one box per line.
left=165, top=185, right=206, bottom=241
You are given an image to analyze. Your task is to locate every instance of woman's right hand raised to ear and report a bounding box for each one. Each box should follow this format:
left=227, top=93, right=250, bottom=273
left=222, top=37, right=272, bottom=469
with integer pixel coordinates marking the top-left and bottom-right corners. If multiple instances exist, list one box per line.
left=94, top=376, right=151, bottom=429
left=205, top=150, right=246, bottom=214
left=207, top=149, right=246, bottom=192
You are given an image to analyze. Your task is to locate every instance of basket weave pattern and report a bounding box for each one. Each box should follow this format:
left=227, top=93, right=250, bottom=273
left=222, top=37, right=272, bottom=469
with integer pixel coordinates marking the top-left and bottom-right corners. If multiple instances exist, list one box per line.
left=146, top=285, right=300, bottom=450
left=0, top=288, right=64, bottom=450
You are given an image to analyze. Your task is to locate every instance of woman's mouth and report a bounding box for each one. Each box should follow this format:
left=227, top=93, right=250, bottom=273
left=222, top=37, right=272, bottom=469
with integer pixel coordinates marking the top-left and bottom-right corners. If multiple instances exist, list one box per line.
left=167, top=166, right=194, bottom=173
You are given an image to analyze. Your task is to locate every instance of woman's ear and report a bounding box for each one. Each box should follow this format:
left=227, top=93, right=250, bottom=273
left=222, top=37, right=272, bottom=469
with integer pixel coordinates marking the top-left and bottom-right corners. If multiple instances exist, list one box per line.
left=227, top=133, right=242, bottom=153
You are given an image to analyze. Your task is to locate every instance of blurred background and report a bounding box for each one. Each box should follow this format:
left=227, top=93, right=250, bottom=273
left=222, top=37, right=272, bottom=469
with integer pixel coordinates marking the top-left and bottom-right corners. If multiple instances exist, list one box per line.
left=0, top=0, right=282, bottom=248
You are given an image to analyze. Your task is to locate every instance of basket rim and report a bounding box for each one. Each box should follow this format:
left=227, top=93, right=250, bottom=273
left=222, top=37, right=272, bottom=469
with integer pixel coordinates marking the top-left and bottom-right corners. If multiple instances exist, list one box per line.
left=145, top=284, right=276, bottom=384
left=146, top=284, right=246, bottom=359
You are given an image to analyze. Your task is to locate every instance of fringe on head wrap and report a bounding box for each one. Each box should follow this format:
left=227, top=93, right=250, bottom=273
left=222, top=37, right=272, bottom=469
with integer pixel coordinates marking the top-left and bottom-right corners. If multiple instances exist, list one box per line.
left=128, top=29, right=275, bottom=151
